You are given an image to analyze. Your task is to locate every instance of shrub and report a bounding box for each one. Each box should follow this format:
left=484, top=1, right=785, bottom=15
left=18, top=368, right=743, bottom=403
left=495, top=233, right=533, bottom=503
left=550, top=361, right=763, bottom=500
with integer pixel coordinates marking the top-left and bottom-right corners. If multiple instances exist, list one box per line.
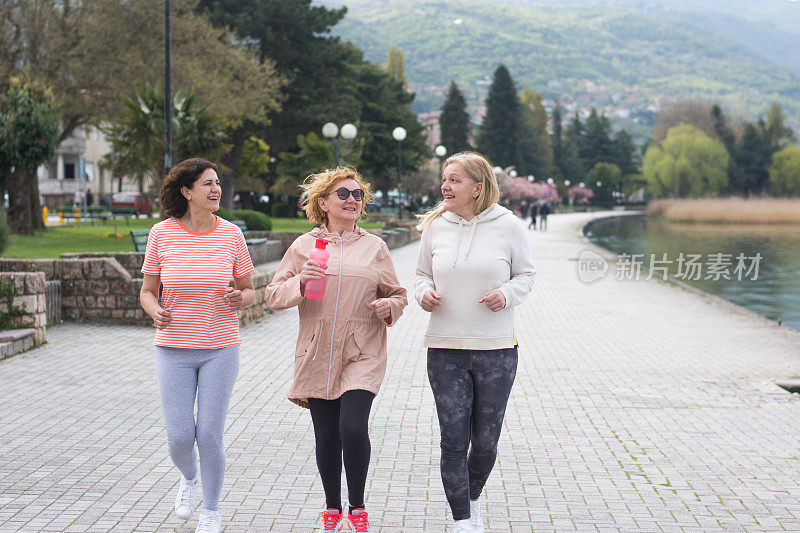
left=215, top=208, right=271, bottom=230
left=234, top=209, right=271, bottom=231
left=270, top=202, right=288, bottom=218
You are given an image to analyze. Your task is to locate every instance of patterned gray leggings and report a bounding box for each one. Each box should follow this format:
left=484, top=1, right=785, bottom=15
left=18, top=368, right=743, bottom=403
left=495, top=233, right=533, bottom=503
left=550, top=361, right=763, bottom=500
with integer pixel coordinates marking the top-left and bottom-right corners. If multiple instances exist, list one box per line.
left=427, top=346, right=518, bottom=521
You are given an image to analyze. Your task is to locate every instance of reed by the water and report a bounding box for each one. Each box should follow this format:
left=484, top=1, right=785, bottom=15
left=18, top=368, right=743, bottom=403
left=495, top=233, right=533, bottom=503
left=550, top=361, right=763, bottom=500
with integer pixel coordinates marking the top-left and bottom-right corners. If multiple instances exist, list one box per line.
left=647, top=198, right=800, bottom=223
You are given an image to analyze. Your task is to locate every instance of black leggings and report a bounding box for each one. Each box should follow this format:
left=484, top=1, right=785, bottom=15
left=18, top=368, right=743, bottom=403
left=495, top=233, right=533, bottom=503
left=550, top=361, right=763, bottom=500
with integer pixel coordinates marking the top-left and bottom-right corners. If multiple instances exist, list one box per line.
left=427, top=347, right=518, bottom=520
left=308, top=389, right=375, bottom=512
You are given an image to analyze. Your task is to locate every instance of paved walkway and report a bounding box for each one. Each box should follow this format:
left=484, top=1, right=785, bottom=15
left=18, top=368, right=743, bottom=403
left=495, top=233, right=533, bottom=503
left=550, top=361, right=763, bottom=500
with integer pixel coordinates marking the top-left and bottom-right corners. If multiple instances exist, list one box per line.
left=2, top=212, right=800, bottom=532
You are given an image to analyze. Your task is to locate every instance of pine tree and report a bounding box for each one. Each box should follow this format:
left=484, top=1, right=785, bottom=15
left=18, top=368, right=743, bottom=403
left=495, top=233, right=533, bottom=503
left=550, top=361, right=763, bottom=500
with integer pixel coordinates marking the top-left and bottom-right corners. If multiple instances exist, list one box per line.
left=439, top=81, right=471, bottom=155
left=476, top=64, right=520, bottom=168
left=562, top=112, right=587, bottom=178
left=581, top=108, right=614, bottom=170
left=551, top=105, right=565, bottom=179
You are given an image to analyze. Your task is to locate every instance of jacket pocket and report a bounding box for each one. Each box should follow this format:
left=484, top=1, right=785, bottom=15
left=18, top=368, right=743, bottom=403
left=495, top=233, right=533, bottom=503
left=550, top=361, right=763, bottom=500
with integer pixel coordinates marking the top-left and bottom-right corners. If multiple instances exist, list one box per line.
left=343, top=328, right=381, bottom=363
left=296, top=320, right=323, bottom=360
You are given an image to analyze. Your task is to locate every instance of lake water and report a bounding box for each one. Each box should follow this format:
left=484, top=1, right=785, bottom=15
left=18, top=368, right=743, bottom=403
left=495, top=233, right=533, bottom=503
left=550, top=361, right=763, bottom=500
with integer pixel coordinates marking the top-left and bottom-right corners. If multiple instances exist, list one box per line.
left=585, top=215, right=800, bottom=331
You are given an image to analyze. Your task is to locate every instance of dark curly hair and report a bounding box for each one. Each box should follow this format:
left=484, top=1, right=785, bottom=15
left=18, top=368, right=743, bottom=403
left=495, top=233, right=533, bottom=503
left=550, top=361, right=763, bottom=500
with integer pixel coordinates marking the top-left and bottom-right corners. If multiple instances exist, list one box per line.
left=160, top=158, right=218, bottom=218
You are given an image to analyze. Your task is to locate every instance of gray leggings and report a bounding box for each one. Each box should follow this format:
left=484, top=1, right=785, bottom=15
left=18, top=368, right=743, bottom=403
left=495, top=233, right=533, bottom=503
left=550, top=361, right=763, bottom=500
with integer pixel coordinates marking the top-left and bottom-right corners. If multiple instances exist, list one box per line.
left=427, top=346, right=518, bottom=521
left=155, top=345, right=239, bottom=512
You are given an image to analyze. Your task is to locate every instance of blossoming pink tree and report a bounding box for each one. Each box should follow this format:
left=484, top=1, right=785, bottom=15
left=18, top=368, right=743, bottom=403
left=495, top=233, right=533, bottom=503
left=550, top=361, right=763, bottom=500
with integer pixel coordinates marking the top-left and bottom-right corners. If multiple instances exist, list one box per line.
left=568, top=185, right=595, bottom=205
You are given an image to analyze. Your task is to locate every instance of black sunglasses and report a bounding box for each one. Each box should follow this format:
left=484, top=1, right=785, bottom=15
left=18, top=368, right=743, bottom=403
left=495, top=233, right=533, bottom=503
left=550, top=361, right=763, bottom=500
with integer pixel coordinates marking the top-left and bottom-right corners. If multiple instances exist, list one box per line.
left=334, top=187, right=364, bottom=201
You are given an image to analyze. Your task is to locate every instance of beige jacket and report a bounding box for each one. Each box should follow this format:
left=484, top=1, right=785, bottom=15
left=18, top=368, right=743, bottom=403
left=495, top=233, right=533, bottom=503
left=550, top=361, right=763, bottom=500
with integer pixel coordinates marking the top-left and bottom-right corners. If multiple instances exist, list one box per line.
left=266, top=225, right=407, bottom=408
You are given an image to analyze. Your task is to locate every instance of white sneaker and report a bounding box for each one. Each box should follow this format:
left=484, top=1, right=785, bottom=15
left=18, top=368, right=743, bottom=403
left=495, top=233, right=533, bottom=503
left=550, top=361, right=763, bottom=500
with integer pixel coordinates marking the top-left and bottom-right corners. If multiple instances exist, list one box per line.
left=195, top=509, right=222, bottom=533
left=174, top=473, right=199, bottom=520
left=454, top=519, right=473, bottom=532
left=470, top=499, right=485, bottom=533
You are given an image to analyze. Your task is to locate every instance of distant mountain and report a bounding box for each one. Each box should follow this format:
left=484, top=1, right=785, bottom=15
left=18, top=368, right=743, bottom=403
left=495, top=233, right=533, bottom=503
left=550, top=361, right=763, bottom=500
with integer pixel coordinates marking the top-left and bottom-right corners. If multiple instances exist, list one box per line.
left=318, top=0, right=800, bottom=136
left=508, top=0, right=800, bottom=74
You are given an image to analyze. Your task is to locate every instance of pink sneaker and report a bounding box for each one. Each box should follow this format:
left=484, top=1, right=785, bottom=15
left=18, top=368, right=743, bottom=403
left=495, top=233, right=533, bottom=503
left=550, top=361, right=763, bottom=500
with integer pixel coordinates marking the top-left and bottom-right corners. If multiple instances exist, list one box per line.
left=347, top=508, right=370, bottom=532
left=321, top=508, right=344, bottom=532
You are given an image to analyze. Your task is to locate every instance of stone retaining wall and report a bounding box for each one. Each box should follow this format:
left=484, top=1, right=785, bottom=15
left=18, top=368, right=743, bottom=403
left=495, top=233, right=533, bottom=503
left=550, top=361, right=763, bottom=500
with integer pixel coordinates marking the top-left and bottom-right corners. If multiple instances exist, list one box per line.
left=0, top=257, right=270, bottom=328
left=62, top=237, right=284, bottom=278
left=0, top=272, right=47, bottom=346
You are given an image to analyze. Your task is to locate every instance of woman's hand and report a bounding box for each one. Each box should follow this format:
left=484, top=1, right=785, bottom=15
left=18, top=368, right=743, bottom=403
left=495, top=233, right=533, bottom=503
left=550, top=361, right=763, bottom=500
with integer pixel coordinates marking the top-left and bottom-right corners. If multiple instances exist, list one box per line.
left=369, top=298, right=392, bottom=322
left=478, top=289, right=506, bottom=312
left=420, top=290, right=442, bottom=312
left=299, top=259, right=326, bottom=288
left=223, top=286, right=244, bottom=310
left=152, top=307, right=172, bottom=329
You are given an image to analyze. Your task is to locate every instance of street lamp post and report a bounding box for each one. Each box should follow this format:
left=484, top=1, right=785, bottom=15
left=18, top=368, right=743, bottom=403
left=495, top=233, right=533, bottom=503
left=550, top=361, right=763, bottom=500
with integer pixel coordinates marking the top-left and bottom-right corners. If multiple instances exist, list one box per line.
left=164, top=0, right=172, bottom=173
left=392, top=127, right=407, bottom=219
left=322, top=122, right=357, bottom=166
left=434, top=144, right=447, bottom=176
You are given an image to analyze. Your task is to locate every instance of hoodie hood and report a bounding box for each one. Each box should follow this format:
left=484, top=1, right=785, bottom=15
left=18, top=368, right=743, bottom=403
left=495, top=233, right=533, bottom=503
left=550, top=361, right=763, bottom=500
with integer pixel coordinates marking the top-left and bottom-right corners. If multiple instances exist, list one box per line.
left=440, top=204, right=515, bottom=267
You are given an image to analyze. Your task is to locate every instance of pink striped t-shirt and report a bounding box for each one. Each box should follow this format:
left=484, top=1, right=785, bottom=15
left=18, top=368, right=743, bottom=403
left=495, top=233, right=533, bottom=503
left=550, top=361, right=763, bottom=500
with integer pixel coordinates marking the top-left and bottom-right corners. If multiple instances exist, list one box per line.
left=141, top=216, right=255, bottom=348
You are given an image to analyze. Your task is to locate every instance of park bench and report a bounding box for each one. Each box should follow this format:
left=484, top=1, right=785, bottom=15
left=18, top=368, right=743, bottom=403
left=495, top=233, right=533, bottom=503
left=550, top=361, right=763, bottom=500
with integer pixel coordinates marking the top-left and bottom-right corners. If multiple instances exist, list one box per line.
left=109, top=205, right=137, bottom=224
left=56, top=205, right=109, bottom=222
left=230, top=219, right=267, bottom=245
left=130, top=229, right=150, bottom=252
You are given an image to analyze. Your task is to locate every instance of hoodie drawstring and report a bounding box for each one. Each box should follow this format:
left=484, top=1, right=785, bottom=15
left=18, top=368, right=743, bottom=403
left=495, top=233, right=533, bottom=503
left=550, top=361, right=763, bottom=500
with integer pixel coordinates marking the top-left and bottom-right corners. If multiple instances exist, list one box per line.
left=452, top=216, right=479, bottom=267
left=452, top=218, right=464, bottom=268
left=464, top=218, right=478, bottom=261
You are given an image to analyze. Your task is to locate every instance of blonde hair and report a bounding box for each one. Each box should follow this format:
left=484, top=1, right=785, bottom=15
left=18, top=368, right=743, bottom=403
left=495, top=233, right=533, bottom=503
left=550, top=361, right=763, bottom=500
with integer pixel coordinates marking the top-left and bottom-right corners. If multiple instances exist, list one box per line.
left=300, top=166, right=374, bottom=226
left=416, top=151, right=501, bottom=231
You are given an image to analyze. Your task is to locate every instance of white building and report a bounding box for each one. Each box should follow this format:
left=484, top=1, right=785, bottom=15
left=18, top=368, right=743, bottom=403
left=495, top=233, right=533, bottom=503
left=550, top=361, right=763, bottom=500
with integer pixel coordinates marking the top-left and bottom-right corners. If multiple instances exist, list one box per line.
left=37, top=126, right=139, bottom=208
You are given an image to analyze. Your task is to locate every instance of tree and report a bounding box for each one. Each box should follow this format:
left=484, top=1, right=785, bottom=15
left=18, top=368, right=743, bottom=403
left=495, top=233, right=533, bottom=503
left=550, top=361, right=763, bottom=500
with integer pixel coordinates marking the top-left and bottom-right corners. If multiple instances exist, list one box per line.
left=769, top=145, right=800, bottom=197
left=710, top=104, right=736, bottom=153
left=103, top=84, right=227, bottom=192
left=731, top=121, right=772, bottom=194
left=517, top=89, right=552, bottom=177
left=550, top=105, right=566, bottom=179
left=643, top=124, right=729, bottom=198
left=651, top=100, right=716, bottom=144
left=587, top=162, right=621, bottom=206
left=439, top=81, right=471, bottom=155
left=0, top=76, right=60, bottom=235
left=386, top=47, right=408, bottom=91
left=476, top=64, right=520, bottom=168
left=1, top=0, right=282, bottom=141
left=352, top=61, right=427, bottom=194
left=610, top=130, right=638, bottom=177
left=273, top=132, right=334, bottom=195
left=580, top=108, right=614, bottom=170
left=765, top=102, right=795, bottom=149
left=562, top=112, right=587, bottom=178
left=235, top=137, right=272, bottom=193
left=196, top=0, right=360, bottom=156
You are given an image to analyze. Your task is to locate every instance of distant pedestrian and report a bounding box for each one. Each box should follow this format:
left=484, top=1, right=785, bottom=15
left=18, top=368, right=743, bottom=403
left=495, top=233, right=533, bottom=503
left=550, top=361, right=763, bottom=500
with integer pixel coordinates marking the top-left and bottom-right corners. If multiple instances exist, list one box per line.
left=139, top=158, right=255, bottom=533
left=266, top=167, right=407, bottom=533
left=539, top=201, right=551, bottom=231
left=527, top=201, right=538, bottom=230
left=86, top=189, right=94, bottom=207
left=415, top=151, right=536, bottom=533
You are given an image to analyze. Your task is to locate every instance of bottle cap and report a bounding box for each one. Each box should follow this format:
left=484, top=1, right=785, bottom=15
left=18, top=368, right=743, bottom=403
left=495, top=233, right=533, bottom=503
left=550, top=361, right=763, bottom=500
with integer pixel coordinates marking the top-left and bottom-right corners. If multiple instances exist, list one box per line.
left=315, top=238, right=328, bottom=249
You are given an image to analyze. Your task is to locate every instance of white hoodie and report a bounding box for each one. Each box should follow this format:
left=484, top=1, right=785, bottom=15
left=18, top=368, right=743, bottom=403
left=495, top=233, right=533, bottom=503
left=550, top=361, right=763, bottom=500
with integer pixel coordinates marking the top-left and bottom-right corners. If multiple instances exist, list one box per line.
left=414, top=203, right=536, bottom=349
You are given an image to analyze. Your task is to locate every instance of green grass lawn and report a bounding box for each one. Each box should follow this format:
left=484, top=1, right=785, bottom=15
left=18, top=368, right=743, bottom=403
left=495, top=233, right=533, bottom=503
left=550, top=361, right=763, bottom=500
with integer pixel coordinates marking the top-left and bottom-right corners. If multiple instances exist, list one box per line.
left=3, top=216, right=384, bottom=258
left=4, top=217, right=160, bottom=258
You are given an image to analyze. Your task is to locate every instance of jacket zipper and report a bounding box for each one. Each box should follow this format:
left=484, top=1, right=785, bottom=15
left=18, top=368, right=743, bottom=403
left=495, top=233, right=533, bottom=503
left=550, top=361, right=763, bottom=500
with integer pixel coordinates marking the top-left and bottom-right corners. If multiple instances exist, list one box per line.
left=326, top=236, right=344, bottom=398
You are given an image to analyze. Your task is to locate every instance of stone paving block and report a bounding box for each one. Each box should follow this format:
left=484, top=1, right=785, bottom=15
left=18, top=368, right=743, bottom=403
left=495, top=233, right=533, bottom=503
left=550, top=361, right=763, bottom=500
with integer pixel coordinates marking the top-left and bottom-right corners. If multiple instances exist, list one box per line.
left=3, top=213, right=800, bottom=531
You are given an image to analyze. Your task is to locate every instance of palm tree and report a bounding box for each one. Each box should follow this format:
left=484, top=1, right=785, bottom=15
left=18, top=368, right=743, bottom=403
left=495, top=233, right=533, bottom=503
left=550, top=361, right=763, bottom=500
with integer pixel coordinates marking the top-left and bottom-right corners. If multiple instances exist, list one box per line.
left=103, top=84, right=227, bottom=192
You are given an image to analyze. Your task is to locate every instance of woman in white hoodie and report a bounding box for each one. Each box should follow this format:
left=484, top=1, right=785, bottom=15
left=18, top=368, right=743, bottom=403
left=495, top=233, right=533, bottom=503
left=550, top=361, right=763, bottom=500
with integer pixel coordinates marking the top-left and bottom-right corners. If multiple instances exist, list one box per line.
left=415, top=152, right=535, bottom=533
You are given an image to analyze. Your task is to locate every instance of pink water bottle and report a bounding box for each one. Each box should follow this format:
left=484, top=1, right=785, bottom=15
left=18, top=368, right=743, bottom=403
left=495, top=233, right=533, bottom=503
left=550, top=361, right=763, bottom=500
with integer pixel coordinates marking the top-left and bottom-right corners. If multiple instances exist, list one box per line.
left=305, top=238, right=329, bottom=300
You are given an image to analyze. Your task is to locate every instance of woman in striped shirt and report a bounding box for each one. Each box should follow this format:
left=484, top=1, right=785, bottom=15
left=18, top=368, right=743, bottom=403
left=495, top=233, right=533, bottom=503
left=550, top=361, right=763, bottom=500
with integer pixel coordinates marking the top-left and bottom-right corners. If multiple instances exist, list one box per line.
left=140, top=158, right=255, bottom=533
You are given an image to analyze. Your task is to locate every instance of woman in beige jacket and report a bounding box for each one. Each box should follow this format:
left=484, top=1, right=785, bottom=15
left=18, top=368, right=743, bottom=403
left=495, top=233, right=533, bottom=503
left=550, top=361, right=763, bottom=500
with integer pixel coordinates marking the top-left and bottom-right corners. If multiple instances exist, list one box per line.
left=266, top=167, right=407, bottom=533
